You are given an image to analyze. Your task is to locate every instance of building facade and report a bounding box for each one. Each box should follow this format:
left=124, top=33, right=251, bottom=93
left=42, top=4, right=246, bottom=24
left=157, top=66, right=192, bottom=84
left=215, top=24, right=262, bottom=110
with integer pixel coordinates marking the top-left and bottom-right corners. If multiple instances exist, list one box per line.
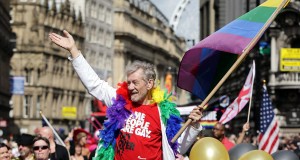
left=0, top=0, right=16, bottom=138
left=113, top=0, right=186, bottom=101
left=268, top=1, right=300, bottom=135
left=199, top=0, right=300, bottom=135
left=84, top=0, right=114, bottom=84
left=10, top=0, right=88, bottom=134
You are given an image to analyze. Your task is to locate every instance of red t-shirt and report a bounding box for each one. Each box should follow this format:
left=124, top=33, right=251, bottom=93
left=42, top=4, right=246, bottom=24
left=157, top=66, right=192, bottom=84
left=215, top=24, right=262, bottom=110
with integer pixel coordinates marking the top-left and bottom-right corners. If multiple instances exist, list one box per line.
left=115, top=104, right=162, bottom=160
left=222, top=137, right=235, bottom=151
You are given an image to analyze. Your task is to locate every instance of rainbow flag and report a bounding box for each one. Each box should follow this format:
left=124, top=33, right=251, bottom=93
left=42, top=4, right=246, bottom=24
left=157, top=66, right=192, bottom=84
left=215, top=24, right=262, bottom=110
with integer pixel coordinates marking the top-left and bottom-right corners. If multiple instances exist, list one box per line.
left=200, top=120, right=218, bottom=129
left=178, top=0, right=289, bottom=100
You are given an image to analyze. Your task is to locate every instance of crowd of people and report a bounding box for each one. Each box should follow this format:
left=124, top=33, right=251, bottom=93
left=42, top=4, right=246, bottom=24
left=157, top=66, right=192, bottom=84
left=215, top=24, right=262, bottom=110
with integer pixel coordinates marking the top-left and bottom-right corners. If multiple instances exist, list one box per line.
left=0, top=124, right=299, bottom=160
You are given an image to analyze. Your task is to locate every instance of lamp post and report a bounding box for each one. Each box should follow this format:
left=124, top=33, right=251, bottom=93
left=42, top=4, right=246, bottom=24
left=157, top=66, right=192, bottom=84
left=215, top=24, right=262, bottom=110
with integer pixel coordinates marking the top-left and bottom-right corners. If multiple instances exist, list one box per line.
left=186, top=39, right=195, bottom=50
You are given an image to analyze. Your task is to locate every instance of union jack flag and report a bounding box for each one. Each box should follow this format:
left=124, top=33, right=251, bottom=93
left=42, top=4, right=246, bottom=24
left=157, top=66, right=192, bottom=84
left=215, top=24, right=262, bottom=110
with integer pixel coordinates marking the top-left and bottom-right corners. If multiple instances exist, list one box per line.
left=219, top=61, right=255, bottom=124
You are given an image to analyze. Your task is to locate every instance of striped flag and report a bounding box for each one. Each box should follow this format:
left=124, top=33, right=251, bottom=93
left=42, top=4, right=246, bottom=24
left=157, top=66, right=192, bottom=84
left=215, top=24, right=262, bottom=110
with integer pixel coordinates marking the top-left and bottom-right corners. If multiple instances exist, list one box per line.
left=258, top=84, right=279, bottom=154
left=219, top=61, right=255, bottom=124
left=177, top=0, right=289, bottom=100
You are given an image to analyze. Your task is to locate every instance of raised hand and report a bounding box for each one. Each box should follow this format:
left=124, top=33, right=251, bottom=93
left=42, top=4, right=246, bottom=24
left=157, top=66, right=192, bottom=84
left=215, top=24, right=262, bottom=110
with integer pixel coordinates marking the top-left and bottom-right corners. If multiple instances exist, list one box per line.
left=242, top=122, right=250, bottom=132
left=189, top=106, right=203, bottom=129
left=49, top=30, right=79, bottom=58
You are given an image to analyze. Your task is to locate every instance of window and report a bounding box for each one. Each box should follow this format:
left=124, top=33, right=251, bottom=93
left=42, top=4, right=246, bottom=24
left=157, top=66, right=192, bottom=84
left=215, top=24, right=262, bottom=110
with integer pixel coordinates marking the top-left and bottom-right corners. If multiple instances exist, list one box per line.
left=91, top=2, right=97, bottom=18
left=91, top=26, right=96, bottom=43
left=105, top=31, right=112, bottom=48
left=25, top=69, right=33, bottom=85
left=99, top=29, right=104, bottom=45
left=86, top=28, right=90, bottom=41
left=23, top=95, right=32, bottom=118
left=99, top=5, right=105, bottom=21
left=36, top=96, right=41, bottom=118
left=106, top=8, right=112, bottom=24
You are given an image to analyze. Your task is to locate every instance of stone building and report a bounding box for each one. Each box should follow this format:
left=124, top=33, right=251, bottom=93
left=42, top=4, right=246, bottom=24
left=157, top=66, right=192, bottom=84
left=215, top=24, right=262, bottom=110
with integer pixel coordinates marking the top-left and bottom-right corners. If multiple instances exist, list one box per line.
left=113, top=0, right=186, bottom=95
left=10, top=0, right=87, bottom=134
left=0, top=0, right=16, bottom=138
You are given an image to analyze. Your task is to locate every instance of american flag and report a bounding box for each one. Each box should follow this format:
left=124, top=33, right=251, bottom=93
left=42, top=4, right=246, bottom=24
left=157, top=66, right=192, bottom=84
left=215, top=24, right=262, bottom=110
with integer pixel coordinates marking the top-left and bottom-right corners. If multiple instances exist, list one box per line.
left=258, top=85, right=279, bottom=154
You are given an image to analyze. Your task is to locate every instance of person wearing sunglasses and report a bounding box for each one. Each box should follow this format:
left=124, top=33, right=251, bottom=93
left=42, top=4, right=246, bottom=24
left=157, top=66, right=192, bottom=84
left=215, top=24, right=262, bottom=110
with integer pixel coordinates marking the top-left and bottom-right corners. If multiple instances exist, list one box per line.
left=212, top=122, right=235, bottom=151
left=32, top=136, right=51, bottom=160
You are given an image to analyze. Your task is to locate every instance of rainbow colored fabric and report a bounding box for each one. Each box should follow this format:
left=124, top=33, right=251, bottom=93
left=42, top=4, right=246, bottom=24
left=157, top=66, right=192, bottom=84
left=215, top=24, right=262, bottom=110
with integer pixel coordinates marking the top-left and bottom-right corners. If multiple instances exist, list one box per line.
left=178, top=0, right=288, bottom=100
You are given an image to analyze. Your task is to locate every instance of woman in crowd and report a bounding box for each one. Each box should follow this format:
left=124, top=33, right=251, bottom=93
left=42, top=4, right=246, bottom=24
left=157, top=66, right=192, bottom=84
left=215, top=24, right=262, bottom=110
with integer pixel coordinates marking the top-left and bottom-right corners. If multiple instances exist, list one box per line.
left=71, top=144, right=88, bottom=160
left=32, top=136, right=51, bottom=160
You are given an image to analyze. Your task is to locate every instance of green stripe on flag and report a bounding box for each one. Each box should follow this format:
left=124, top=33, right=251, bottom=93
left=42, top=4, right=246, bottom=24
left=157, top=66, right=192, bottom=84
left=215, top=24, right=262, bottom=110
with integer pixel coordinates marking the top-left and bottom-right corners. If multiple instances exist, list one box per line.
left=238, top=6, right=276, bottom=23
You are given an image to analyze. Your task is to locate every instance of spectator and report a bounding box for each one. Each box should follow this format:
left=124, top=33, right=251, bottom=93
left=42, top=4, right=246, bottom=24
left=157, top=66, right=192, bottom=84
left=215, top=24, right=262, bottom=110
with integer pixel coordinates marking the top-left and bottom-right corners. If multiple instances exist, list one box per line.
left=38, top=127, right=69, bottom=160
left=32, top=136, right=51, bottom=160
left=236, top=122, right=250, bottom=144
left=71, top=144, right=88, bottom=160
left=212, top=122, right=235, bottom=150
left=73, top=129, right=90, bottom=158
left=228, top=134, right=237, bottom=144
left=0, top=143, right=11, bottom=160
left=16, top=134, right=35, bottom=160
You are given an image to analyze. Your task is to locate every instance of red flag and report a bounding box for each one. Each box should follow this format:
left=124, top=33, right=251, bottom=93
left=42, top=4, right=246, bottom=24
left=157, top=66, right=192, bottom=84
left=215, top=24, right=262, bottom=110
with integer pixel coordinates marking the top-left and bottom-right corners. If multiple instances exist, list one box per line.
left=258, top=85, right=279, bottom=154
left=219, top=61, right=255, bottom=124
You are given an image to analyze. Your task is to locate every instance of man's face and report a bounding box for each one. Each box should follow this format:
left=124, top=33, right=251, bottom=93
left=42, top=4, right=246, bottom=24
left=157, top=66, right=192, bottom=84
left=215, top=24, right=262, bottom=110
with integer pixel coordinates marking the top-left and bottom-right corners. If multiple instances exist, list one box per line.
left=127, top=69, right=152, bottom=104
left=212, top=124, right=224, bottom=139
left=0, top=146, right=10, bottom=160
left=19, top=145, right=31, bottom=157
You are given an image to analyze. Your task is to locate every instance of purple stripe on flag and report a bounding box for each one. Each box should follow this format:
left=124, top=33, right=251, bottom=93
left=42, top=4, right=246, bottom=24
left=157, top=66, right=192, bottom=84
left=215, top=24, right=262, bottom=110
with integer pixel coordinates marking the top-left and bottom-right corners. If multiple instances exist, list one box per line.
left=178, top=49, right=203, bottom=92
left=196, top=33, right=252, bottom=54
left=178, top=48, right=221, bottom=99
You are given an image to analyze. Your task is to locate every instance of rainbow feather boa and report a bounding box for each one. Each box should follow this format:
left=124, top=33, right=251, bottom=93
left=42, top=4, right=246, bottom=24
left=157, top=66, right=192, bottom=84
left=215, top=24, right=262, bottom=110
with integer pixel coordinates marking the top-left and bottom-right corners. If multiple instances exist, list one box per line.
left=93, top=82, right=182, bottom=160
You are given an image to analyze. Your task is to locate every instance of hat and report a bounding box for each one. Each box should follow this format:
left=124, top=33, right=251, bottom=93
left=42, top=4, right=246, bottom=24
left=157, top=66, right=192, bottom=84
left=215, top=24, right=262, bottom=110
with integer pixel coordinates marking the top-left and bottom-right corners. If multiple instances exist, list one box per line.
left=16, top=134, right=35, bottom=146
left=73, top=129, right=90, bottom=143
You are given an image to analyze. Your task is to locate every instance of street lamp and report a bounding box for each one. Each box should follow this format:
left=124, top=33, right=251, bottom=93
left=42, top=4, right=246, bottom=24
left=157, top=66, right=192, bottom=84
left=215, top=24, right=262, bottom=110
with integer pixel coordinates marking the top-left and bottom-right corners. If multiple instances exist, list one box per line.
left=186, top=39, right=195, bottom=46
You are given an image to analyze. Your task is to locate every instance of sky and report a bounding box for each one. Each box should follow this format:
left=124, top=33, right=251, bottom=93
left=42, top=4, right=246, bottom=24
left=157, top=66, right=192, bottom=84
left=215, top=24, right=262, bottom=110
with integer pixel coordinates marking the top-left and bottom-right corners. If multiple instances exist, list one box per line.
left=150, top=0, right=200, bottom=48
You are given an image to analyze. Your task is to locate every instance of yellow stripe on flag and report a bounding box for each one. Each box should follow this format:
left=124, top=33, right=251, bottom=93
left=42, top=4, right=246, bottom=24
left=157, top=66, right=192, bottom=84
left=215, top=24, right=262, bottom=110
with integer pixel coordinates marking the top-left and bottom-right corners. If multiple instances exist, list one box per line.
left=260, top=0, right=290, bottom=8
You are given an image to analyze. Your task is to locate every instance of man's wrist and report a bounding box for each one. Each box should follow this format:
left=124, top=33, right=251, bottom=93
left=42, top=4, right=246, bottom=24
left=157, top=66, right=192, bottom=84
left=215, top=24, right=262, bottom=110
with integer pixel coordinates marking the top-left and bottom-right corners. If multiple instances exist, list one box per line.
left=191, top=122, right=200, bottom=129
left=69, top=46, right=80, bottom=58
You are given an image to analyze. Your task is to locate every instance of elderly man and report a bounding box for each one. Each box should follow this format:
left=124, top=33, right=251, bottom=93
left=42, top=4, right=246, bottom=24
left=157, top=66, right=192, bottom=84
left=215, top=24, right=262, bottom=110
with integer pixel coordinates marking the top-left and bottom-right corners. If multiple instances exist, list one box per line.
left=49, top=30, right=203, bottom=160
left=38, top=127, right=69, bottom=160
left=17, top=134, right=35, bottom=160
left=212, top=122, right=235, bottom=150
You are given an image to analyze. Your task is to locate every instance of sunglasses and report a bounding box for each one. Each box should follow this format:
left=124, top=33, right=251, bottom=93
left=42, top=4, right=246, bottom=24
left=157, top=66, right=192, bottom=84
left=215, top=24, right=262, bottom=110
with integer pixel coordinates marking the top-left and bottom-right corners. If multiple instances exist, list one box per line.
left=33, top=145, right=49, bottom=151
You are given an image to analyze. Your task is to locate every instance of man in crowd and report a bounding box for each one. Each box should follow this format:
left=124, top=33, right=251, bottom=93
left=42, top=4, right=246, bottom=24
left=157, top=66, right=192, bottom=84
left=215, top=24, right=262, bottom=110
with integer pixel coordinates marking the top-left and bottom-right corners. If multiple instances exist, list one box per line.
left=49, top=30, right=203, bottom=160
left=38, top=127, right=69, bottom=160
left=17, top=134, right=35, bottom=160
left=212, top=122, right=235, bottom=150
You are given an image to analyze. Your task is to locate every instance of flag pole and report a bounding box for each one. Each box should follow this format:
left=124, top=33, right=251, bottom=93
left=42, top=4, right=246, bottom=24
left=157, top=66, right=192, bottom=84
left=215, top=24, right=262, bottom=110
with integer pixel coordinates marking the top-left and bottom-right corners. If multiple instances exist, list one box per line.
left=247, top=61, right=256, bottom=122
left=171, top=0, right=289, bottom=143
left=40, top=111, right=66, bottom=147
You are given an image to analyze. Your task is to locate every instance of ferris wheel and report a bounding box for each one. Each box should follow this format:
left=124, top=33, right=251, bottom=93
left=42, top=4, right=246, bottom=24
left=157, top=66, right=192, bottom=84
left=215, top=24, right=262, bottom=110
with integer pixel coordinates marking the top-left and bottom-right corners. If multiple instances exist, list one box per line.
left=169, top=0, right=191, bottom=32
